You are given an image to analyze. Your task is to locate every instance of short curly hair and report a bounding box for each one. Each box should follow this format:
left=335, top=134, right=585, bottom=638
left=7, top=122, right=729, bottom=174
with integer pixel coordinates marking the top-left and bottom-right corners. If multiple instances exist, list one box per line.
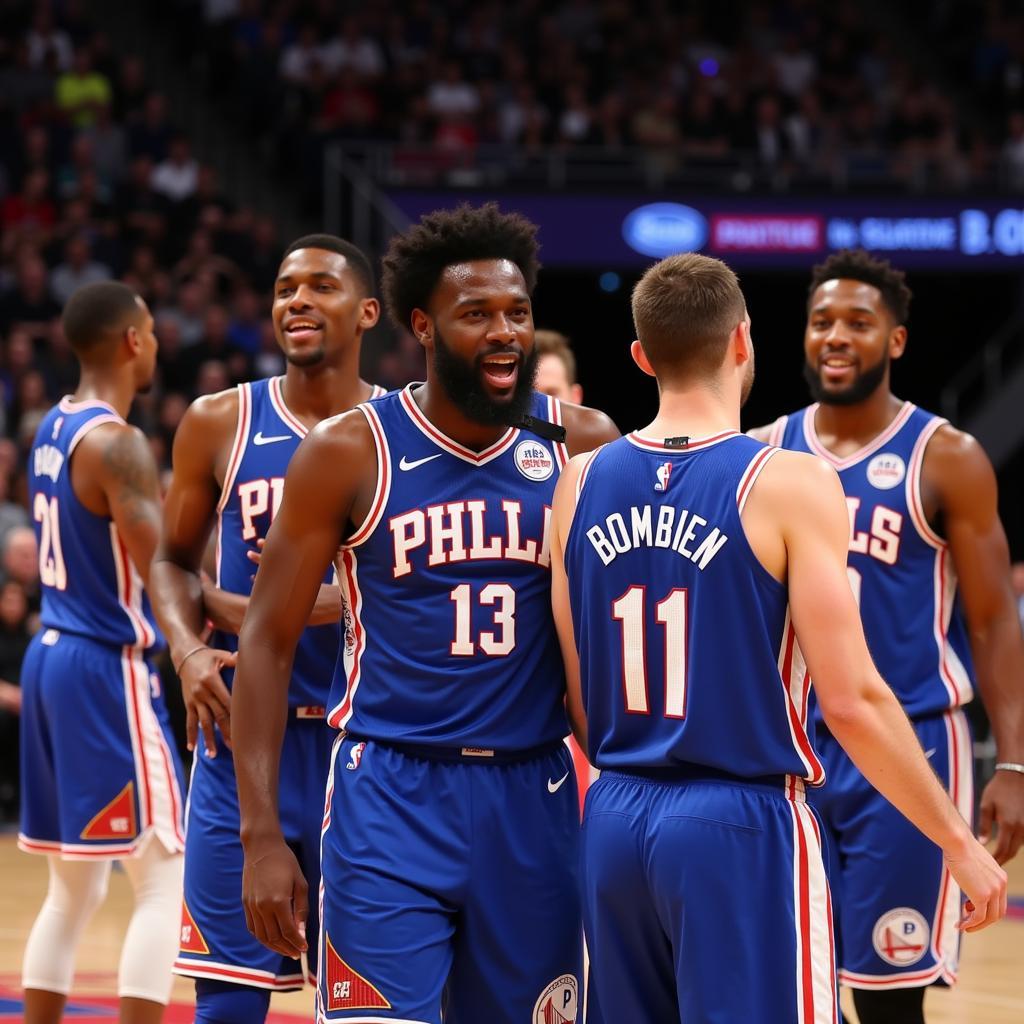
left=382, top=203, right=540, bottom=329
left=808, top=248, right=912, bottom=324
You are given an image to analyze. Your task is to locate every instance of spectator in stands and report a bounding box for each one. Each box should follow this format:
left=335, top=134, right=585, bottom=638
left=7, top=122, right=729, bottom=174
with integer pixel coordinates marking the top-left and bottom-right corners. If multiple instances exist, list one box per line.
left=1, top=170, right=56, bottom=251
left=55, top=45, right=112, bottom=128
left=0, top=450, right=30, bottom=548
left=49, top=234, right=112, bottom=305
left=26, top=8, right=73, bottom=72
left=0, top=527, right=40, bottom=618
left=0, top=256, right=60, bottom=339
left=0, top=579, right=31, bottom=822
left=151, top=135, right=200, bottom=203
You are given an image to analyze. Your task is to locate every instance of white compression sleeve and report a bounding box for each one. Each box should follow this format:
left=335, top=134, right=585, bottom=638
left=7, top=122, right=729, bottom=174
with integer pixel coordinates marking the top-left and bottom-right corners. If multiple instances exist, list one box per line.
left=117, top=841, right=184, bottom=1004
left=22, top=856, right=112, bottom=995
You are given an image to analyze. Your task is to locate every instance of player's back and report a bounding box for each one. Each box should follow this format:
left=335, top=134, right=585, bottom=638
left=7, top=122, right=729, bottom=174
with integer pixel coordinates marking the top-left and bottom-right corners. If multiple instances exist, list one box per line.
left=28, top=397, right=161, bottom=651
left=565, top=430, right=823, bottom=785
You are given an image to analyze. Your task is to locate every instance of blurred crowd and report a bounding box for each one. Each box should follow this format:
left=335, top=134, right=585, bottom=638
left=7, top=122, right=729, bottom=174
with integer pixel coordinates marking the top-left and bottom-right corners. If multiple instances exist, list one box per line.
left=170, top=0, right=1024, bottom=194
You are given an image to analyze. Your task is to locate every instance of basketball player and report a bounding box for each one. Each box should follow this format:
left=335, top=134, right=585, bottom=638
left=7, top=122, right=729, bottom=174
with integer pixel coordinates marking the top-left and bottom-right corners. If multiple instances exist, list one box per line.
left=550, top=253, right=1006, bottom=1024
left=750, top=249, right=1024, bottom=1023
left=535, top=329, right=584, bottom=404
left=148, top=236, right=381, bottom=1024
left=20, top=282, right=185, bottom=1024
left=232, top=203, right=618, bottom=1024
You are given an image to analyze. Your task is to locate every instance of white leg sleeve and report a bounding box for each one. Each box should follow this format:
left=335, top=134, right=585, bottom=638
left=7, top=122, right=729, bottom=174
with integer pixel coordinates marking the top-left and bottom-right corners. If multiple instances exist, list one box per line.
left=117, top=842, right=184, bottom=1004
left=22, top=856, right=112, bottom=995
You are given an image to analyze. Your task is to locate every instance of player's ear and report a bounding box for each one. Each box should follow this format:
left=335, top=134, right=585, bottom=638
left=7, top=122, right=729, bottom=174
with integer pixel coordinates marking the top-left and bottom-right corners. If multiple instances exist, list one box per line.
left=889, top=324, right=908, bottom=361
left=734, top=318, right=753, bottom=367
left=123, top=323, right=141, bottom=358
left=630, top=339, right=656, bottom=378
left=410, top=308, right=432, bottom=350
left=359, top=297, right=381, bottom=331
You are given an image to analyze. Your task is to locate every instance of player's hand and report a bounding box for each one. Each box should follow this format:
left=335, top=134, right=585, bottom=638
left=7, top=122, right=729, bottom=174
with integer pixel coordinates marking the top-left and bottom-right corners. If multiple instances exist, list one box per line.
left=179, top=646, right=237, bottom=757
left=944, top=837, right=1008, bottom=932
left=978, top=770, right=1024, bottom=864
left=242, top=837, right=309, bottom=959
left=246, top=537, right=266, bottom=578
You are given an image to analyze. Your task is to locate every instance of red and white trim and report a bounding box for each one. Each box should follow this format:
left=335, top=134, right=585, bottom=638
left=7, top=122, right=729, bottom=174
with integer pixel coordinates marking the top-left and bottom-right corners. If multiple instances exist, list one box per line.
left=737, top=446, right=780, bottom=514
left=933, top=548, right=974, bottom=707
left=67, top=414, right=124, bottom=456
left=787, top=792, right=838, bottom=1023
left=398, top=385, right=519, bottom=466
left=575, top=446, right=605, bottom=502
left=344, top=403, right=391, bottom=549
left=778, top=611, right=825, bottom=786
left=269, top=375, right=308, bottom=437
left=328, top=550, right=366, bottom=730
left=546, top=395, right=570, bottom=470
left=905, top=416, right=947, bottom=550
left=110, top=524, right=157, bottom=649
left=802, top=402, right=915, bottom=470
left=626, top=429, right=739, bottom=453
left=18, top=833, right=142, bottom=860
left=216, top=383, right=252, bottom=515
left=173, top=956, right=305, bottom=990
left=767, top=414, right=789, bottom=448
left=369, top=384, right=387, bottom=400
left=316, top=733, right=344, bottom=1021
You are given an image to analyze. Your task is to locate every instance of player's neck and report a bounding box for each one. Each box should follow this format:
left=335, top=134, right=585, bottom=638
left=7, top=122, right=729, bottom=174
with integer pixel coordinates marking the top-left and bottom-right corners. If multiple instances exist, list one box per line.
left=413, top=382, right=514, bottom=452
left=641, top=386, right=738, bottom=441
left=812, top=387, right=904, bottom=452
left=280, top=361, right=372, bottom=428
left=72, top=369, right=134, bottom=420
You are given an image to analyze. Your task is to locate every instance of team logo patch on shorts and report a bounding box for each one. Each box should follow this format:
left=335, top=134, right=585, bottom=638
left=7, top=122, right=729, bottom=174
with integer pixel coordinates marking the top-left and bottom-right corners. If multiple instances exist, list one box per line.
left=515, top=440, right=554, bottom=481
left=533, top=974, right=578, bottom=1023
left=866, top=453, right=906, bottom=490
left=80, top=782, right=137, bottom=840
left=324, top=936, right=391, bottom=1011
left=872, top=907, right=930, bottom=967
left=179, top=901, right=210, bottom=955
left=346, top=742, right=366, bottom=771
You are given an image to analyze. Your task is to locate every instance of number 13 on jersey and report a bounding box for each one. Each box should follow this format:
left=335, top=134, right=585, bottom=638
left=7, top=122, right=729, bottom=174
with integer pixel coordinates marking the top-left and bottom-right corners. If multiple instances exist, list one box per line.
left=612, top=586, right=688, bottom=717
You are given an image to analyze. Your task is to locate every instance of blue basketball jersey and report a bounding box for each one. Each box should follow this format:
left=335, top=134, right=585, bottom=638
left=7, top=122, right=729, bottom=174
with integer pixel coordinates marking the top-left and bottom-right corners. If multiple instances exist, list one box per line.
left=772, top=403, right=975, bottom=718
left=214, top=377, right=384, bottom=708
left=29, top=397, right=161, bottom=651
left=327, top=385, right=572, bottom=749
left=565, top=431, right=825, bottom=784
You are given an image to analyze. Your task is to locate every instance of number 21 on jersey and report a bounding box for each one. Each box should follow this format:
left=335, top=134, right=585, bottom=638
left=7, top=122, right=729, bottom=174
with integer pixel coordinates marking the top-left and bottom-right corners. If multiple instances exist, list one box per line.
left=34, top=493, right=67, bottom=590
left=612, top=586, right=688, bottom=717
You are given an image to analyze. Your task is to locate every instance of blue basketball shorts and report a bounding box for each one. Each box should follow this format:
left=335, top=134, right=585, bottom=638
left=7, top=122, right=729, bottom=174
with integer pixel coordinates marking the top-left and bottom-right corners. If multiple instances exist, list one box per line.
left=19, top=629, right=185, bottom=860
left=810, top=708, right=973, bottom=991
left=316, top=735, right=582, bottom=1024
left=174, top=713, right=334, bottom=992
left=581, top=768, right=838, bottom=1024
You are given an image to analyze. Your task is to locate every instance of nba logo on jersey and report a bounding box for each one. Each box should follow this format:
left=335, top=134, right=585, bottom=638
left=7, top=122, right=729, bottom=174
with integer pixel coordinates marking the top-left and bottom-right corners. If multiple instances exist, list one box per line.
left=532, top=975, right=578, bottom=1024
left=654, top=462, right=672, bottom=492
left=346, top=742, right=366, bottom=771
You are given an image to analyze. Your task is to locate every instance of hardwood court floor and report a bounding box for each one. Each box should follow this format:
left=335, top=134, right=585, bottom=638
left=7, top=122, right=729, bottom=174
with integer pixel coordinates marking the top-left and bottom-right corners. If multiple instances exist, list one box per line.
left=0, top=834, right=1020, bottom=1021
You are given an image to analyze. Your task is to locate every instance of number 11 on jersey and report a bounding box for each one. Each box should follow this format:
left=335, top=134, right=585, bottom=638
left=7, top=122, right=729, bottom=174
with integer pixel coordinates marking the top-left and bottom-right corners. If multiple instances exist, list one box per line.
left=612, top=586, right=688, bottom=717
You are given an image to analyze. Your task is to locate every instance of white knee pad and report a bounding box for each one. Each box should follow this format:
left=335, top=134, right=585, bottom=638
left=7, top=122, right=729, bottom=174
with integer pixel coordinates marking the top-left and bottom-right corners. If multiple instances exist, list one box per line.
left=118, top=841, right=184, bottom=1004
left=22, top=856, right=113, bottom=995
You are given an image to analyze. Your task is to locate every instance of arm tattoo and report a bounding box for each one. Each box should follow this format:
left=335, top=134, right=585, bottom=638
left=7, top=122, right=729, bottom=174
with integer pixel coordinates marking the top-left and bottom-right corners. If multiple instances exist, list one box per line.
left=102, top=429, right=160, bottom=525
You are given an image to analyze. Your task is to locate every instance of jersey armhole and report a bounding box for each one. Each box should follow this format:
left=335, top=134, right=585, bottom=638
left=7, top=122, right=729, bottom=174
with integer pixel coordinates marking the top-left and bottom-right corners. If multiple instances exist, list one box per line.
left=216, top=383, right=251, bottom=515
left=736, top=445, right=781, bottom=514
left=905, top=416, right=948, bottom=550
left=343, top=402, right=390, bottom=549
left=66, top=413, right=125, bottom=457
left=546, top=394, right=570, bottom=469
left=766, top=414, right=788, bottom=448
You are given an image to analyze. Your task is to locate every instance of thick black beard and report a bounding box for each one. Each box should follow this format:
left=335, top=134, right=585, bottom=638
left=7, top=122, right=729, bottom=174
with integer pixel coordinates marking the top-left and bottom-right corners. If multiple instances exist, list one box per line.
left=433, top=329, right=539, bottom=426
left=803, top=351, right=889, bottom=406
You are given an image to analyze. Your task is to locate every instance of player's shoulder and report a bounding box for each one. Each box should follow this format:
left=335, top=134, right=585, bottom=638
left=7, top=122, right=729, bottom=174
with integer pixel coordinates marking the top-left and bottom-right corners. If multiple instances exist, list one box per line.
left=305, top=405, right=375, bottom=456
left=918, top=419, right=995, bottom=497
left=558, top=399, right=620, bottom=456
left=746, top=409, right=802, bottom=445
left=756, top=447, right=838, bottom=499
left=180, top=385, right=241, bottom=434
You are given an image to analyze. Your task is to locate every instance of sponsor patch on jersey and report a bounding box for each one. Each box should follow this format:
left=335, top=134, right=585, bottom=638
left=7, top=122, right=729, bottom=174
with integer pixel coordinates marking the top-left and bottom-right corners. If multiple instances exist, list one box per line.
left=515, top=440, right=554, bottom=481
left=872, top=907, right=930, bottom=967
left=533, top=974, right=578, bottom=1023
left=866, top=453, right=906, bottom=490
left=179, top=900, right=210, bottom=954
left=325, top=936, right=391, bottom=1011
left=346, top=742, right=366, bottom=771
left=80, top=782, right=137, bottom=841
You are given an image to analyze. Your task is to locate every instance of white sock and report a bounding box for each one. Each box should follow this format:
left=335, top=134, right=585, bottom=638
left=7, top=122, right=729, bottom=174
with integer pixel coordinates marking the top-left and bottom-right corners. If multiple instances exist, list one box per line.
left=22, top=856, right=112, bottom=995
left=117, top=841, right=185, bottom=1004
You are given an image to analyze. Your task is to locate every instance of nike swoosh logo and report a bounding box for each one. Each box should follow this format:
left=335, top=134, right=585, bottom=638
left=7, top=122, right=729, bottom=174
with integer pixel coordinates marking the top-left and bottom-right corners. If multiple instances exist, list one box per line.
left=399, top=453, right=443, bottom=471
left=924, top=747, right=937, bottom=759
left=547, top=772, right=570, bottom=794
left=253, top=432, right=292, bottom=446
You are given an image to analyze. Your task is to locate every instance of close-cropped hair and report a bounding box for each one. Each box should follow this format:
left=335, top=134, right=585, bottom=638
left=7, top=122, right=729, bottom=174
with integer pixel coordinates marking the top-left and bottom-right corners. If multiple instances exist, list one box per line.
left=534, top=329, right=577, bottom=385
left=381, top=202, right=540, bottom=329
left=808, top=248, right=912, bottom=324
left=281, top=234, right=375, bottom=296
left=62, top=281, right=143, bottom=354
left=631, top=253, right=746, bottom=380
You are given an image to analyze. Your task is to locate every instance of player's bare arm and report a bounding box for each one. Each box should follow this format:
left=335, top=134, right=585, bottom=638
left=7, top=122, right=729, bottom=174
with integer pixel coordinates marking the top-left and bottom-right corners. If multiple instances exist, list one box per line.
left=150, top=389, right=238, bottom=756
left=744, top=450, right=1008, bottom=931
left=234, top=410, right=375, bottom=960
left=73, top=421, right=162, bottom=585
left=560, top=402, right=620, bottom=456
left=924, top=425, right=1024, bottom=864
left=550, top=456, right=588, bottom=753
